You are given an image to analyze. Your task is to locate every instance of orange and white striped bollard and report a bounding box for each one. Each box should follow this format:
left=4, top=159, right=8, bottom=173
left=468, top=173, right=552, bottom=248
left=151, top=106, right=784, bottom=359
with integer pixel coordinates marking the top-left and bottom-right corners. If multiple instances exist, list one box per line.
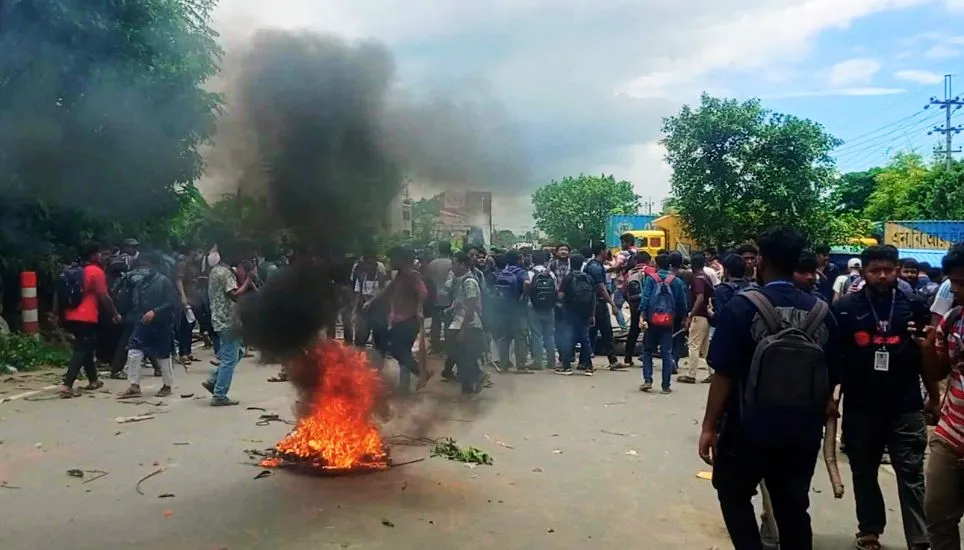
left=20, top=271, right=39, bottom=335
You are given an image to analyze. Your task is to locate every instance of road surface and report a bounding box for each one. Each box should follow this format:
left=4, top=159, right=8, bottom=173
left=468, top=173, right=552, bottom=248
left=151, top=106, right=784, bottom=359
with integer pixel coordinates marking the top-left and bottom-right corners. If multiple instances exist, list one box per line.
left=0, top=349, right=911, bottom=549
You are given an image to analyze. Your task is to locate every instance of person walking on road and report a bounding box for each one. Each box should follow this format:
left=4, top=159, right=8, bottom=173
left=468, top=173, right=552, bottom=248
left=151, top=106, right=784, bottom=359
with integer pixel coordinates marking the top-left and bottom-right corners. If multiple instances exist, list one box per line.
left=425, top=241, right=453, bottom=354
left=446, top=252, right=486, bottom=396
left=526, top=249, right=557, bottom=371
left=586, top=242, right=620, bottom=372
left=555, top=254, right=596, bottom=375
left=679, top=252, right=712, bottom=384
left=639, top=253, right=687, bottom=393
left=700, top=227, right=842, bottom=550
left=623, top=251, right=655, bottom=367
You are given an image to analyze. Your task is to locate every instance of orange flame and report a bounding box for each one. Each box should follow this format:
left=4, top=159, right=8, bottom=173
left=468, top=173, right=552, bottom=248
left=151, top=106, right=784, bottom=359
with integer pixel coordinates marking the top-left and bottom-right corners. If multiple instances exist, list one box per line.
left=264, top=340, right=388, bottom=471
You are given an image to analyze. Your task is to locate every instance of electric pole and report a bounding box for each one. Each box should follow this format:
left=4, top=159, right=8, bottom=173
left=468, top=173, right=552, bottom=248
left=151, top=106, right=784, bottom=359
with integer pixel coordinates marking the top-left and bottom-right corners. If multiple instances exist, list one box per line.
left=926, top=74, right=964, bottom=169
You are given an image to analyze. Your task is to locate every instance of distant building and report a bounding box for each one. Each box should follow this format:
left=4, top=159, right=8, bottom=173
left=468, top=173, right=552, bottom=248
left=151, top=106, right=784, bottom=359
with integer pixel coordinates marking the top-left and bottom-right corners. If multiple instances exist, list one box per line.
left=387, top=182, right=413, bottom=236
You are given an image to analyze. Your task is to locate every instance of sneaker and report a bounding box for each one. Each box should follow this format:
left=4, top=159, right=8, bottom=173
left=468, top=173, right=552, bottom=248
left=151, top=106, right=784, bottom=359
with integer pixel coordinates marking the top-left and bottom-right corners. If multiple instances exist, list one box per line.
left=155, top=386, right=172, bottom=398
left=109, top=371, right=127, bottom=380
left=610, top=363, right=629, bottom=371
left=210, top=358, right=220, bottom=366
left=441, top=370, right=457, bottom=382
left=582, top=366, right=595, bottom=377
left=210, top=396, right=239, bottom=407
left=677, top=375, right=697, bottom=384
left=554, top=365, right=573, bottom=375
left=118, top=385, right=142, bottom=399
left=201, top=380, right=215, bottom=395
left=701, top=375, right=714, bottom=384
left=661, top=387, right=673, bottom=394
left=622, top=360, right=635, bottom=369
left=639, top=381, right=653, bottom=392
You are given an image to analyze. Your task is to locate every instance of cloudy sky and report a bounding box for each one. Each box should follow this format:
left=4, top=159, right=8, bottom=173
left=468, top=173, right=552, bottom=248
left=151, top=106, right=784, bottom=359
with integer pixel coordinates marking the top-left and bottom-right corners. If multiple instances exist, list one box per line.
left=209, top=0, right=964, bottom=229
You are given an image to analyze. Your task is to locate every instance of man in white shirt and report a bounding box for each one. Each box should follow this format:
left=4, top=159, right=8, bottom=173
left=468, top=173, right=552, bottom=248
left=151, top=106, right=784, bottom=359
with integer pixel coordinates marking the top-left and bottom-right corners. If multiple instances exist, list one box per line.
left=833, top=258, right=863, bottom=303
left=930, top=278, right=954, bottom=323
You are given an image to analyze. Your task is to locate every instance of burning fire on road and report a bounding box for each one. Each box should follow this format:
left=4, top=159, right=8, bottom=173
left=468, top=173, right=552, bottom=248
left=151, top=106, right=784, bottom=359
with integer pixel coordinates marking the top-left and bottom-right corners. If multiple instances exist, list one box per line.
left=257, top=340, right=390, bottom=475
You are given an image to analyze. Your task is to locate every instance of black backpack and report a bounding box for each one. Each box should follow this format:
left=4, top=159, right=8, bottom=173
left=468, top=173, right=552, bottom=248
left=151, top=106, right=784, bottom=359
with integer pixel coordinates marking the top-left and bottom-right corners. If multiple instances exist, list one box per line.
left=530, top=269, right=556, bottom=310
left=57, top=265, right=86, bottom=310
left=568, top=272, right=595, bottom=309
left=740, top=291, right=830, bottom=444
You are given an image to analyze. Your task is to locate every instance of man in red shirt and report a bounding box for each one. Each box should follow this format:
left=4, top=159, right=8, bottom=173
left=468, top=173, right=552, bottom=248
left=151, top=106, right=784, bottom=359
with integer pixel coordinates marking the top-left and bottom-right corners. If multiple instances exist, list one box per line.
left=59, top=244, right=121, bottom=397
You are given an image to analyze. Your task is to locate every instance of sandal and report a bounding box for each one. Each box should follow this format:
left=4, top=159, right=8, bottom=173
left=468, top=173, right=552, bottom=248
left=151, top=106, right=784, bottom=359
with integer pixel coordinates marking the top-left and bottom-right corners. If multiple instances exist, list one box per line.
left=59, top=387, right=79, bottom=399
left=83, top=380, right=104, bottom=391
left=855, top=533, right=881, bottom=550
left=117, top=385, right=142, bottom=399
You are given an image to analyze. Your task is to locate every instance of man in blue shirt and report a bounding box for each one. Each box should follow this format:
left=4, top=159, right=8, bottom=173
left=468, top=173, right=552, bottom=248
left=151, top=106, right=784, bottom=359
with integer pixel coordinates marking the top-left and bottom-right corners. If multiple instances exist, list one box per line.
left=585, top=242, right=619, bottom=374
left=700, top=227, right=843, bottom=550
left=638, top=253, right=688, bottom=393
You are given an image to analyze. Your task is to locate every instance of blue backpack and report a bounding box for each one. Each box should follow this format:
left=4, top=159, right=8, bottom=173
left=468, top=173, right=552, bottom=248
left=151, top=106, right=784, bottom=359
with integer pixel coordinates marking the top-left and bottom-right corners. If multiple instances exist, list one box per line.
left=495, top=267, right=523, bottom=302
left=646, top=274, right=677, bottom=328
left=57, top=265, right=86, bottom=310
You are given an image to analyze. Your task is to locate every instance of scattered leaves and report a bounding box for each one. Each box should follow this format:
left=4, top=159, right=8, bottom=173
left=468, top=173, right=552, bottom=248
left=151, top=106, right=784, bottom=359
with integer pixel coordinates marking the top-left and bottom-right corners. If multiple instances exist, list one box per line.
left=431, top=438, right=493, bottom=465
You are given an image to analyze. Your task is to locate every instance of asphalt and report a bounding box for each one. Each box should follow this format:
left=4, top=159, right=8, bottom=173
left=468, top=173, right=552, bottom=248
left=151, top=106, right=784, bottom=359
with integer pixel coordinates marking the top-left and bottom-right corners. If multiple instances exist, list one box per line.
left=0, top=347, right=913, bottom=550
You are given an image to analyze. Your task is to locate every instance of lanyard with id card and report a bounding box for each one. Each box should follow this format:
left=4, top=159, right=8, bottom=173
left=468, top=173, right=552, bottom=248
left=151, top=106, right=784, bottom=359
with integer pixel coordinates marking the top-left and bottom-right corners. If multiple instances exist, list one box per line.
left=866, top=289, right=896, bottom=372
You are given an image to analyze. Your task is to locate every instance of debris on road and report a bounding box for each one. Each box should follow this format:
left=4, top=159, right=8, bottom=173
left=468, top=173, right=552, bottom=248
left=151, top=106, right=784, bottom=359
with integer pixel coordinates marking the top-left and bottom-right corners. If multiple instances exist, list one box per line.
left=82, top=470, right=109, bottom=484
left=552, top=449, right=563, bottom=454
left=601, top=429, right=637, bottom=438
left=431, top=438, right=493, bottom=465
left=163, top=509, right=173, bottom=518
left=696, top=471, right=713, bottom=481
left=532, top=468, right=543, bottom=473
left=1, top=481, right=21, bottom=489
left=246, top=407, right=268, bottom=412
left=625, top=450, right=639, bottom=457
left=173, top=442, right=190, bottom=446
left=483, top=434, right=514, bottom=449
left=135, top=467, right=167, bottom=495
left=158, top=493, right=175, bottom=498
left=254, top=470, right=272, bottom=480
left=67, top=469, right=84, bottom=478
left=381, top=519, right=395, bottom=528
left=179, top=393, right=194, bottom=398
left=115, top=414, right=155, bottom=424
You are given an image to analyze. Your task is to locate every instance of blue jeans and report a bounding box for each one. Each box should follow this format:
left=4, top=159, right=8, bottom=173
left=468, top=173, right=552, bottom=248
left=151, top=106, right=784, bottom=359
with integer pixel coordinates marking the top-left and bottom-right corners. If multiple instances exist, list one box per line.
left=208, top=329, right=241, bottom=398
left=528, top=306, right=556, bottom=368
left=559, top=308, right=592, bottom=367
left=613, top=289, right=627, bottom=328
left=642, top=327, right=675, bottom=390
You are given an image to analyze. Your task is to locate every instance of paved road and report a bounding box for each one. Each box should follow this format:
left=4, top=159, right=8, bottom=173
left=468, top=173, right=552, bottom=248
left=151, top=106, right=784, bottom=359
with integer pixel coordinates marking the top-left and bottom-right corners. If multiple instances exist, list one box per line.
left=0, top=348, right=910, bottom=550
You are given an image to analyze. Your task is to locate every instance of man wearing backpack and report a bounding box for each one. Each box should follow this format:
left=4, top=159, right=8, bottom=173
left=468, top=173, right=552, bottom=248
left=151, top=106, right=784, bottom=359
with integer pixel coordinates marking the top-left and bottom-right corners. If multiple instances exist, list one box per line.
left=713, top=254, right=754, bottom=314
left=623, top=251, right=655, bottom=367
left=833, top=245, right=934, bottom=550
left=526, top=249, right=557, bottom=371
left=556, top=254, right=596, bottom=375
left=700, top=227, right=843, bottom=549
left=586, top=242, right=620, bottom=372
left=639, top=253, right=688, bottom=393
left=494, top=251, right=530, bottom=373
left=57, top=244, right=122, bottom=398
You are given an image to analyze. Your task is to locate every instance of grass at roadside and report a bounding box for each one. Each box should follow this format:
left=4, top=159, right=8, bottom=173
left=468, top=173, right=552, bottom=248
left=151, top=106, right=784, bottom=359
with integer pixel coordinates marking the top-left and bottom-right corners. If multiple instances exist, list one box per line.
left=0, top=332, right=71, bottom=372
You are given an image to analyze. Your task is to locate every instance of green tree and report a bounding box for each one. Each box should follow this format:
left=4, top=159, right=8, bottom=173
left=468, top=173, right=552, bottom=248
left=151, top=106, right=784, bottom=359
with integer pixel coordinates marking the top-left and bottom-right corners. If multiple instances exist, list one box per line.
left=492, top=229, right=518, bottom=248
left=917, top=162, right=964, bottom=219
left=0, top=0, right=222, bottom=266
left=531, top=174, right=638, bottom=247
left=832, top=168, right=882, bottom=214
left=863, top=152, right=928, bottom=222
left=661, top=94, right=850, bottom=247
left=410, top=195, right=442, bottom=242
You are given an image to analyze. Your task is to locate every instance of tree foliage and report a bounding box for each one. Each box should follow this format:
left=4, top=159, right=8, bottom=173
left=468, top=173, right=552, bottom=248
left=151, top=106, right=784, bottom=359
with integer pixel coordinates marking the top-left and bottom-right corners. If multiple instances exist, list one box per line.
left=661, top=94, right=855, bottom=247
left=832, top=168, right=882, bottom=214
left=492, top=229, right=518, bottom=248
left=846, top=153, right=964, bottom=222
left=0, top=0, right=222, bottom=267
left=531, top=174, right=638, bottom=248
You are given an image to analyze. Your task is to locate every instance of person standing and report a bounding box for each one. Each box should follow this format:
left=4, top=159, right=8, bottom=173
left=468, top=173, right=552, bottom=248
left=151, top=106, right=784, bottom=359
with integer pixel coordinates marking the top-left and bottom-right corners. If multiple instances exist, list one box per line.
left=700, top=227, right=842, bottom=550
left=679, top=252, right=712, bottom=384
left=703, top=247, right=723, bottom=286
left=918, top=243, right=964, bottom=550
left=623, top=251, right=655, bottom=367
left=494, top=251, right=529, bottom=373
left=425, top=241, right=454, bottom=354
left=713, top=254, right=754, bottom=314
left=352, top=250, right=389, bottom=349
left=174, top=246, right=200, bottom=366
left=117, top=253, right=179, bottom=398
left=833, top=245, right=934, bottom=550
left=639, top=253, right=687, bottom=393
left=57, top=244, right=121, bottom=398
left=814, top=244, right=840, bottom=303
left=833, top=258, right=864, bottom=303
left=202, top=245, right=255, bottom=406
left=555, top=254, right=595, bottom=375
left=526, top=249, right=557, bottom=371
left=586, top=242, right=620, bottom=372
left=447, top=252, right=486, bottom=395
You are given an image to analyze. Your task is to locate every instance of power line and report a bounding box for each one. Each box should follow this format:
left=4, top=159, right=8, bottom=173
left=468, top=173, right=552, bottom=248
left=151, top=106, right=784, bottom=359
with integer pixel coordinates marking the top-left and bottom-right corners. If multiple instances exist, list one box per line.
left=926, top=74, right=964, bottom=169
left=834, top=112, right=942, bottom=161
left=833, top=109, right=932, bottom=154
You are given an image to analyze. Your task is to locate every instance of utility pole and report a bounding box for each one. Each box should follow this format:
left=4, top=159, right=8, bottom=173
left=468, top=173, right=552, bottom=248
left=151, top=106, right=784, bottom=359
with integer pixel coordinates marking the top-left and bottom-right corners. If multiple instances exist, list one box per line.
left=640, top=196, right=655, bottom=215
left=926, top=74, right=964, bottom=169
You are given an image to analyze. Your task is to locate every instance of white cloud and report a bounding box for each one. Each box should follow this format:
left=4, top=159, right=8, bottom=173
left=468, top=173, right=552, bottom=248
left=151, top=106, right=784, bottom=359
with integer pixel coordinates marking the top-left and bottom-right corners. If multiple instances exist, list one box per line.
left=592, top=141, right=673, bottom=203
left=924, top=44, right=961, bottom=59
left=826, top=58, right=881, bottom=86
left=894, top=69, right=946, bottom=84
left=764, top=87, right=905, bottom=98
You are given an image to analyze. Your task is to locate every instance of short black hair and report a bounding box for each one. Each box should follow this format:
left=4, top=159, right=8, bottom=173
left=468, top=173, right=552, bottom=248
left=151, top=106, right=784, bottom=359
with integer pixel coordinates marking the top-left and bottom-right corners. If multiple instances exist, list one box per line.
left=494, top=254, right=508, bottom=269
left=656, top=249, right=669, bottom=256
left=633, top=250, right=652, bottom=267
left=580, top=247, right=592, bottom=258
left=556, top=243, right=571, bottom=252
left=620, top=232, right=635, bottom=245
left=505, top=250, right=521, bottom=266
left=591, top=241, right=607, bottom=256
left=723, top=254, right=746, bottom=279
left=532, top=249, right=550, bottom=265
left=901, top=258, right=920, bottom=271
left=655, top=254, right=670, bottom=270
left=942, top=243, right=964, bottom=273
left=453, top=251, right=472, bottom=267
left=668, top=251, right=683, bottom=269
left=79, top=243, right=101, bottom=261
left=814, top=244, right=831, bottom=255
left=438, top=241, right=452, bottom=255
left=139, top=251, right=162, bottom=268
left=704, top=246, right=718, bottom=257
left=861, top=245, right=899, bottom=266
left=795, top=251, right=818, bottom=273
left=569, top=253, right=585, bottom=271
left=691, top=252, right=706, bottom=271
left=389, top=246, right=415, bottom=266
left=920, top=261, right=932, bottom=272
left=757, top=227, right=806, bottom=276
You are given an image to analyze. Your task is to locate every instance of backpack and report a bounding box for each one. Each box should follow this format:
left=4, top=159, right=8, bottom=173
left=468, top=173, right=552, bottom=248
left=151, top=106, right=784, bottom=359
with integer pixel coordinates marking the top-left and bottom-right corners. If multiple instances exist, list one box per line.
left=740, top=291, right=831, bottom=443
left=530, top=269, right=556, bottom=310
left=495, top=267, right=523, bottom=302
left=625, top=267, right=645, bottom=303
left=111, top=273, right=135, bottom=316
left=57, top=265, right=86, bottom=310
left=646, top=274, right=677, bottom=328
left=568, top=271, right=595, bottom=309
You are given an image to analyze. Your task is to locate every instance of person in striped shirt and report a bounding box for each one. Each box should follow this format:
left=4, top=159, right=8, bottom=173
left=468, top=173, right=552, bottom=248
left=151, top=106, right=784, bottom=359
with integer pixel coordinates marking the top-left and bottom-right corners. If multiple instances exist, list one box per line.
left=920, top=243, right=964, bottom=550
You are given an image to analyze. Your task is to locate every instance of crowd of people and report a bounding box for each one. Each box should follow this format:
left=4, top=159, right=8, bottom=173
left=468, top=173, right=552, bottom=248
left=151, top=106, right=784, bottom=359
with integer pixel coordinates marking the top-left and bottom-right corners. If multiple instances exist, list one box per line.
left=44, top=226, right=964, bottom=549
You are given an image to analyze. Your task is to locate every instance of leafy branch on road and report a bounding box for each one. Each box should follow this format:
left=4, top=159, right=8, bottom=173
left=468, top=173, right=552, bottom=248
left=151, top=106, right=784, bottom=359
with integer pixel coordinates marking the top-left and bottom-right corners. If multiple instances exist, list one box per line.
left=431, top=437, right=493, bottom=465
